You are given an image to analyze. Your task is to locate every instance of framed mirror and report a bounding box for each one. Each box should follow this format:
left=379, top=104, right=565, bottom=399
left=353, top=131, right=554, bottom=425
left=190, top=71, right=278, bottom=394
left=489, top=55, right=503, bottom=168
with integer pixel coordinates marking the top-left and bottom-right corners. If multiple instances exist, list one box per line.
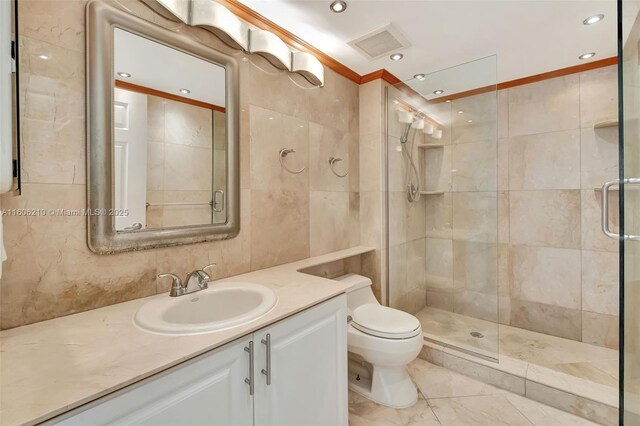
left=87, top=1, right=239, bottom=254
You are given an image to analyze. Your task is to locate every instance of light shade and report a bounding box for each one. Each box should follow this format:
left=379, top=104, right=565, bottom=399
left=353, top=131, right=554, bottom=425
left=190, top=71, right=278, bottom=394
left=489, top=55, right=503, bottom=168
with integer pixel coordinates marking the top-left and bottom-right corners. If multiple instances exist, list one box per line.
left=423, top=123, right=435, bottom=135
left=249, top=29, right=292, bottom=70
left=190, top=0, right=251, bottom=50
left=432, top=129, right=443, bottom=139
left=291, top=51, right=325, bottom=86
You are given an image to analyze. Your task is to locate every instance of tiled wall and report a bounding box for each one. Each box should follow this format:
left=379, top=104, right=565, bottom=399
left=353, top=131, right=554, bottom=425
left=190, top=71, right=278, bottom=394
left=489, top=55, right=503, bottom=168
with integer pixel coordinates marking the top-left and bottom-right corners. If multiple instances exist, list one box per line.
left=501, top=66, right=619, bottom=348
left=418, top=66, right=619, bottom=348
left=0, top=0, right=359, bottom=329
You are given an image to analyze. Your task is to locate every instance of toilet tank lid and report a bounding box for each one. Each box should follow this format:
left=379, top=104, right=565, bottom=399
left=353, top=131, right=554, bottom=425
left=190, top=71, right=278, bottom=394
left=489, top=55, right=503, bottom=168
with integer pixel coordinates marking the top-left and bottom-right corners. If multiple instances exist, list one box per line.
left=334, top=273, right=372, bottom=292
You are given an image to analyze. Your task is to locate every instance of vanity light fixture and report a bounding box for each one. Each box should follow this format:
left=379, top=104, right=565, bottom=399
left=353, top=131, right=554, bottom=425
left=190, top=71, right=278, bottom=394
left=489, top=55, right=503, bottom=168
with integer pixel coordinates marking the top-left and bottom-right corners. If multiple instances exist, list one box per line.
left=583, top=14, right=604, bottom=25
left=38, top=54, right=49, bottom=60
left=117, top=72, right=131, bottom=78
left=390, top=53, right=404, bottom=61
left=329, top=0, right=347, bottom=13
left=579, top=52, right=596, bottom=60
left=433, top=89, right=444, bottom=95
left=413, top=73, right=426, bottom=80
left=179, top=88, right=191, bottom=94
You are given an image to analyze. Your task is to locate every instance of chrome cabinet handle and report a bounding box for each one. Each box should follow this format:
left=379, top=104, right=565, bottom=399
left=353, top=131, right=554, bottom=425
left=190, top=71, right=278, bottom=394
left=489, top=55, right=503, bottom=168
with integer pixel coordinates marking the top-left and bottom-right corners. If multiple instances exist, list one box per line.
left=244, top=341, right=254, bottom=395
left=213, top=190, right=225, bottom=213
left=601, top=178, right=640, bottom=240
left=261, top=334, right=271, bottom=385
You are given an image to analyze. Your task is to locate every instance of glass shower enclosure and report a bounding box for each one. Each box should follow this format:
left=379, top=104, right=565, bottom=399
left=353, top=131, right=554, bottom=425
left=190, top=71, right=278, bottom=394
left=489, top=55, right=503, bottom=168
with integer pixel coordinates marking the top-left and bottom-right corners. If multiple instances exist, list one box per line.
left=385, top=56, right=499, bottom=360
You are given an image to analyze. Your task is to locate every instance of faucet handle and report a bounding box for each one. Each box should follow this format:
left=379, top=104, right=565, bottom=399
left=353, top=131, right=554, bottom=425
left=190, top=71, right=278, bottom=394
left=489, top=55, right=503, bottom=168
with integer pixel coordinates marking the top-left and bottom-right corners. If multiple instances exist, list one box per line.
left=200, top=263, right=217, bottom=280
left=158, top=273, right=184, bottom=297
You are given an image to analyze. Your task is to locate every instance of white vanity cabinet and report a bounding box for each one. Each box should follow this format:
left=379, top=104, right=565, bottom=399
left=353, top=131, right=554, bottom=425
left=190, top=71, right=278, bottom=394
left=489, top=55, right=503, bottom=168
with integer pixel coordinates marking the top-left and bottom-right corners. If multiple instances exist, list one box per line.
left=53, top=295, right=347, bottom=426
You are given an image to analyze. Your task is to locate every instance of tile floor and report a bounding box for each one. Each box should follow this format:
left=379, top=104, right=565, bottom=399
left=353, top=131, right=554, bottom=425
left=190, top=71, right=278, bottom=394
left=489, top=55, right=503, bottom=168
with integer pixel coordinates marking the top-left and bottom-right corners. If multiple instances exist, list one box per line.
left=348, top=359, right=600, bottom=426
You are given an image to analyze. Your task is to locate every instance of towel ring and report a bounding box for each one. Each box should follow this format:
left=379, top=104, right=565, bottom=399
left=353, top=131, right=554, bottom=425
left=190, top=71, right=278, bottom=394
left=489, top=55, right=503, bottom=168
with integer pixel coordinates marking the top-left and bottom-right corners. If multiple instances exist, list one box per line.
left=279, top=148, right=306, bottom=174
left=328, top=157, right=348, bottom=178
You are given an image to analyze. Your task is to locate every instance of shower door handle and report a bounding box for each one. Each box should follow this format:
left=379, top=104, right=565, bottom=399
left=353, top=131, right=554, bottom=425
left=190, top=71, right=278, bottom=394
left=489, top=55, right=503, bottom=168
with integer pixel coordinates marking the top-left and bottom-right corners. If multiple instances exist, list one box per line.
left=601, top=178, right=640, bottom=240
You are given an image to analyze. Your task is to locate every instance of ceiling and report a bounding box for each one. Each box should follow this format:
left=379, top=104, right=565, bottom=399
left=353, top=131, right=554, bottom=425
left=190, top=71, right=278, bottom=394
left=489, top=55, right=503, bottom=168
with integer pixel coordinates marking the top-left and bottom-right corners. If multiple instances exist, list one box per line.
left=238, top=0, right=617, bottom=90
left=114, top=29, right=226, bottom=106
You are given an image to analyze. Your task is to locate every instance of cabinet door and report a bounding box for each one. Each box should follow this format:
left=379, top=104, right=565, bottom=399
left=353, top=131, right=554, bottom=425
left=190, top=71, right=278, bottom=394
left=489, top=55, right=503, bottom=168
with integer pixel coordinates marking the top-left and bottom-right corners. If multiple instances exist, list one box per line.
left=55, top=337, right=253, bottom=426
left=254, top=295, right=348, bottom=426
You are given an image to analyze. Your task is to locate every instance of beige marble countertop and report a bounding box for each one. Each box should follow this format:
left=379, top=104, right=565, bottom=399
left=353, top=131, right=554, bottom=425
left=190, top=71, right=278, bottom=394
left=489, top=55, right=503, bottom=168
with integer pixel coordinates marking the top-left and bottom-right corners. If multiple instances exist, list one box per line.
left=0, top=246, right=374, bottom=426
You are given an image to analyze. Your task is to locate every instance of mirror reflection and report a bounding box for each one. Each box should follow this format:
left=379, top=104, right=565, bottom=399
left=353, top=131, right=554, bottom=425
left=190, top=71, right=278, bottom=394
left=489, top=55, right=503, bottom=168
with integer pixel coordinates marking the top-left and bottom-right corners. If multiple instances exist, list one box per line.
left=113, top=28, right=227, bottom=232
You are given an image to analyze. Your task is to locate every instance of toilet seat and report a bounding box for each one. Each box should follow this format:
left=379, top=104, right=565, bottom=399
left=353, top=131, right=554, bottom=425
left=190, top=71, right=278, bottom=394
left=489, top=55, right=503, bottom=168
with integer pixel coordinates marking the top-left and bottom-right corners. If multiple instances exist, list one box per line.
left=351, top=304, right=421, bottom=339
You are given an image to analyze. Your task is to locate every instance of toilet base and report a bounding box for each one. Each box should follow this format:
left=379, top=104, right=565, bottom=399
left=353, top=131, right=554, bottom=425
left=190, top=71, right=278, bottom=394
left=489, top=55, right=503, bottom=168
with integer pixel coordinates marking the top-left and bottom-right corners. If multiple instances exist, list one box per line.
left=348, top=365, right=418, bottom=408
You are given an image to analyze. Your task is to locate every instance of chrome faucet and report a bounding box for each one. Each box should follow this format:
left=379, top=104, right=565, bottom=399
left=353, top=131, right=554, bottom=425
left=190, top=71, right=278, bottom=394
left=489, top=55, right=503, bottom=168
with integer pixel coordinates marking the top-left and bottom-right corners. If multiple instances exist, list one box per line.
left=158, top=263, right=216, bottom=297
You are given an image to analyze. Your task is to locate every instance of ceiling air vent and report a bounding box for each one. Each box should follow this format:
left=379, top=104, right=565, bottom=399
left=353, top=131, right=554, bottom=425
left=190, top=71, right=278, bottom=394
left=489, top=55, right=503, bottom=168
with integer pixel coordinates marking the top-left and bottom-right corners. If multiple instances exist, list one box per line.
left=348, top=24, right=411, bottom=60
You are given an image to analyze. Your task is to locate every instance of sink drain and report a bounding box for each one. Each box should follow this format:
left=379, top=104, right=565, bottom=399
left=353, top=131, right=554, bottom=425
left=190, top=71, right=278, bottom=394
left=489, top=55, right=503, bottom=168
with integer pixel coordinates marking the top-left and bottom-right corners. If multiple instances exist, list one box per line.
left=470, top=331, right=484, bottom=338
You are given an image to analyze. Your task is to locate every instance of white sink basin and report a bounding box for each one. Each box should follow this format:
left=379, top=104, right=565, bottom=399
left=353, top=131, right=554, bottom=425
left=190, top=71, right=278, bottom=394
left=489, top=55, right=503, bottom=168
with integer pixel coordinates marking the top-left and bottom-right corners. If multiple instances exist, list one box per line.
left=134, top=282, right=278, bottom=335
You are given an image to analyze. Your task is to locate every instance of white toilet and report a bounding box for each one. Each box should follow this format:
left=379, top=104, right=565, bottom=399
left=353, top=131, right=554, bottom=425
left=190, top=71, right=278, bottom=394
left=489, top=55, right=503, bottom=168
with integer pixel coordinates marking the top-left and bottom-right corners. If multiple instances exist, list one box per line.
left=336, top=273, right=423, bottom=408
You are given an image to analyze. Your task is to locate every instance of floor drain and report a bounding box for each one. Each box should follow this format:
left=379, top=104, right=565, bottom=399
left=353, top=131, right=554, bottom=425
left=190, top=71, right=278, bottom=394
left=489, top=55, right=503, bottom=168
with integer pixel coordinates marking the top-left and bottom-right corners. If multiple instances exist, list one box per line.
left=470, top=331, right=484, bottom=338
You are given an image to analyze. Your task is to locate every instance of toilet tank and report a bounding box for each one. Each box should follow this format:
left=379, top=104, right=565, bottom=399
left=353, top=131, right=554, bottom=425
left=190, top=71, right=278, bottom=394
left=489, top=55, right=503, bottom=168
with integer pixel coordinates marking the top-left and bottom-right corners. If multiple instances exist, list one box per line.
left=335, top=273, right=379, bottom=313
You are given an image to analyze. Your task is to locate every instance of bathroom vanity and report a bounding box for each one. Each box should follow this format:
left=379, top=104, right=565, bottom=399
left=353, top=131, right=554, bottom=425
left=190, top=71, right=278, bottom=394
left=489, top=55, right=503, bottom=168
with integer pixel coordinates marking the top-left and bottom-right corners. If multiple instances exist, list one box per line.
left=0, top=247, right=373, bottom=426
left=54, top=296, right=347, bottom=426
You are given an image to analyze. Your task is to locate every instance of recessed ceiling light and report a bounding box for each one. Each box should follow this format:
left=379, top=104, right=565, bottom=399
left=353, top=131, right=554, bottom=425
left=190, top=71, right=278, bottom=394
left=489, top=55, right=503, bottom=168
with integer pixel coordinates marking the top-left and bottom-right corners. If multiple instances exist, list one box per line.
left=445, top=100, right=452, bottom=103
left=467, top=119, right=473, bottom=123
left=458, top=110, right=464, bottom=114
left=390, top=53, right=404, bottom=61
left=583, top=14, right=604, bottom=25
left=579, top=52, right=596, bottom=60
left=414, top=73, right=426, bottom=81
left=117, top=72, right=131, bottom=78
left=433, top=89, right=444, bottom=95
left=329, top=0, right=347, bottom=13
left=38, top=54, right=49, bottom=60
left=179, top=88, right=191, bottom=94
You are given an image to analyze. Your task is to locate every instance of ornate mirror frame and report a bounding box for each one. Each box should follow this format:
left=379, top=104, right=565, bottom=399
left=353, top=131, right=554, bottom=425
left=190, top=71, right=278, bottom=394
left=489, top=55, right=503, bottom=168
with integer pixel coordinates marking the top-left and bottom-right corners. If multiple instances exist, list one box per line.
left=86, top=0, right=240, bottom=254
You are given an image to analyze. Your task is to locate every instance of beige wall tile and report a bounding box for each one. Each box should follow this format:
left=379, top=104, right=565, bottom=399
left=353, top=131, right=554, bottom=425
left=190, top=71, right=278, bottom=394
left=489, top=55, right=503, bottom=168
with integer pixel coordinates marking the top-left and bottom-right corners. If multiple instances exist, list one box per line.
left=508, top=130, right=580, bottom=190
left=309, top=123, right=351, bottom=192
left=359, top=80, right=382, bottom=136
left=497, top=139, right=509, bottom=191
left=509, top=190, right=581, bottom=249
left=359, top=191, right=383, bottom=249
left=425, top=193, right=452, bottom=239
left=582, top=312, right=619, bottom=349
left=309, top=191, right=351, bottom=256
left=426, top=238, right=453, bottom=291
left=163, top=144, right=212, bottom=191
left=388, top=243, right=408, bottom=308
left=582, top=250, right=619, bottom=316
left=497, top=90, right=509, bottom=139
left=249, top=189, right=310, bottom=271
left=359, top=132, right=382, bottom=192
left=424, top=145, right=452, bottom=192
left=249, top=105, right=309, bottom=191
left=580, top=65, right=618, bottom=128
left=511, top=245, right=581, bottom=309
left=581, top=127, right=619, bottom=189
left=510, top=299, right=582, bottom=341
left=164, top=101, right=213, bottom=148
left=452, top=140, right=497, bottom=192
left=582, top=189, right=619, bottom=253
left=453, top=240, right=498, bottom=295
left=20, top=0, right=86, bottom=53
left=452, top=192, right=497, bottom=243
left=508, top=74, right=579, bottom=136
left=388, top=191, right=408, bottom=247
left=450, top=92, right=497, bottom=144
left=19, top=37, right=85, bottom=185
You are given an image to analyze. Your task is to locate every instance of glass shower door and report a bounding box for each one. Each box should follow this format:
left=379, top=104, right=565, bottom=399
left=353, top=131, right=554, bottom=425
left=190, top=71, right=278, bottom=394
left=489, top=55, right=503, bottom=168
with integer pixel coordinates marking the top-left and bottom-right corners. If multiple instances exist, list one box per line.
left=385, top=56, right=499, bottom=361
left=619, top=1, right=640, bottom=422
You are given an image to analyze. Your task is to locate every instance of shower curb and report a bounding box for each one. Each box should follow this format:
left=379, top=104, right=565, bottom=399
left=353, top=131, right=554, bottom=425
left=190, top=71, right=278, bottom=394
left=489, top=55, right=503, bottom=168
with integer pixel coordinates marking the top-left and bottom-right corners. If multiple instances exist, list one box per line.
left=418, top=340, right=618, bottom=426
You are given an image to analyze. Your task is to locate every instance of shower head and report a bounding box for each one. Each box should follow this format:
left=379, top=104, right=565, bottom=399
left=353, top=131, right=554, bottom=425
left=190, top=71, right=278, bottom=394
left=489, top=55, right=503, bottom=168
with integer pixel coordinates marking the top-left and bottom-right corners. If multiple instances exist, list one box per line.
left=400, top=121, right=413, bottom=144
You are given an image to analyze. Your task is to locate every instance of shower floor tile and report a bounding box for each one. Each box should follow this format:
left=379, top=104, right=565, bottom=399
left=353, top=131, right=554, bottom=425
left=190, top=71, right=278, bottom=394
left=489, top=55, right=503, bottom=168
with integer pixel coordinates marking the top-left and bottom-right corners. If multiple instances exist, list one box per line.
left=415, top=306, right=618, bottom=388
